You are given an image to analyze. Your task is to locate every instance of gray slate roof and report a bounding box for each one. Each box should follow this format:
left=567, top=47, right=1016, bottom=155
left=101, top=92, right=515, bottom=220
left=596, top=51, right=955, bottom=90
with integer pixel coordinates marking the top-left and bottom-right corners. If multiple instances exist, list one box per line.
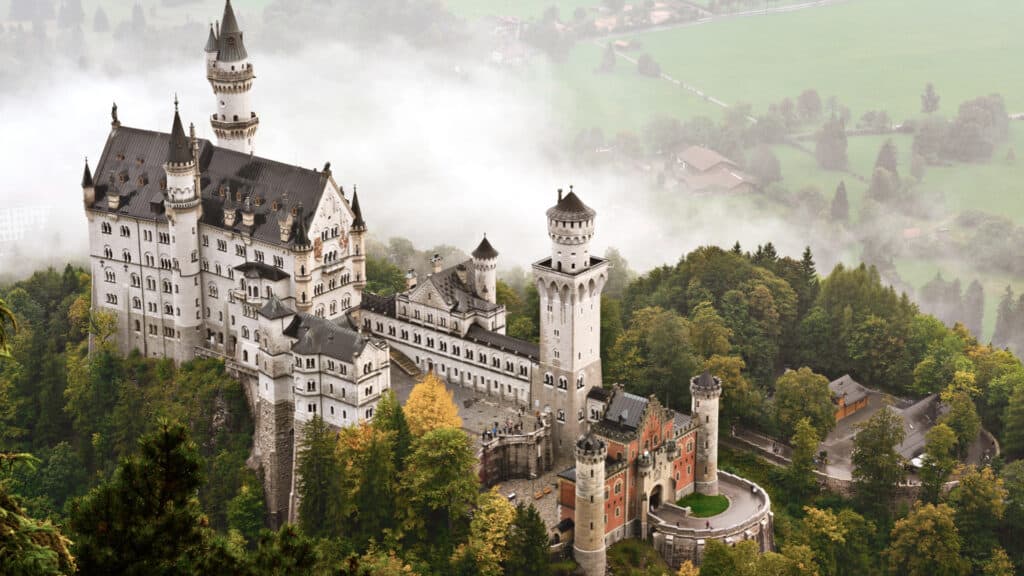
left=471, top=236, right=499, bottom=260
left=829, top=374, right=868, bottom=406
left=603, top=390, right=649, bottom=430
left=425, top=261, right=500, bottom=313
left=547, top=190, right=596, bottom=222
left=167, top=108, right=193, bottom=165
left=205, top=25, right=218, bottom=53
left=286, top=313, right=370, bottom=361
left=465, top=324, right=539, bottom=360
left=88, top=125, right=329, bottom=248
left=216, top=0, right=248, bottom=62
left=259, top=295, right=294, bottom=320
left=81, top=159, right=93, bottom=188
left=235, top=261, right=290, bottom=281
left=691, top=370, right=721, bottom=392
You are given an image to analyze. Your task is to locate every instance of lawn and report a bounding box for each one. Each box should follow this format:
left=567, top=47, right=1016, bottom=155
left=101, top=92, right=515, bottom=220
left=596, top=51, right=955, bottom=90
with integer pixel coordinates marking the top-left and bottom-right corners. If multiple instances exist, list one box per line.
left=676, top=492, right=730, bottom=517
left=552, top=0, right=1024, bottom=133
left=443, top=0, right=598, bottom=20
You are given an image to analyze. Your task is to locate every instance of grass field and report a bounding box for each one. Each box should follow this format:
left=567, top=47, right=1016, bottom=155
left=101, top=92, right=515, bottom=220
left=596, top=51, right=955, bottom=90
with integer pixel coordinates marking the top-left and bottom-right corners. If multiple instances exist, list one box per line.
left=553, top=0, right=1024, bottom=132
left=676, top=492, right=730, bottom=517
left=444, top=0, right=597, bottom=20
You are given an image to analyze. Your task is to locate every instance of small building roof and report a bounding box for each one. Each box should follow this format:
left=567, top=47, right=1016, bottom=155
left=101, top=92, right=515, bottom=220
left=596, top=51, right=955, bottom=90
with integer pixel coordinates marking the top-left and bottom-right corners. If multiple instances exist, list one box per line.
left=258, top=294, right=294, bottom=320
left=204, top=24, right=218, bottom=53
left=286, top=313, right=372, bottom=361
left=465, top=324, right=539, bottom=360
left=603, top=390, right=649, bottom=430
left=678, top=145, right=736, bottom=173
left=829, top=374, right=868, bottom=406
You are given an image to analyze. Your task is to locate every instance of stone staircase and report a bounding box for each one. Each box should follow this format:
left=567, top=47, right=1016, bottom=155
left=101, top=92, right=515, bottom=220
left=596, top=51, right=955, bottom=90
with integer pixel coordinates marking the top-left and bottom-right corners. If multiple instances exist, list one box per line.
left=390, top=348, right=422, bottom=378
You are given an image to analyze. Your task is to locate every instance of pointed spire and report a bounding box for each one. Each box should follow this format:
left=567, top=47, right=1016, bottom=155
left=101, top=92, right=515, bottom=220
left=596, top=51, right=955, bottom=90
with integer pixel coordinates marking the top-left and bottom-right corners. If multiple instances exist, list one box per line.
left=472, top=235, right=499, bottom=260
left=81, top=157, right=94, bottom=188
left=217, top=0, right=248, bottom=62
left=205, top=23, right=218, bottom=52
left=293, top=202, right=311, bottom=248
left=350, top=186, right=366, bottom=231
left=167, top=101, right=194, bottom=165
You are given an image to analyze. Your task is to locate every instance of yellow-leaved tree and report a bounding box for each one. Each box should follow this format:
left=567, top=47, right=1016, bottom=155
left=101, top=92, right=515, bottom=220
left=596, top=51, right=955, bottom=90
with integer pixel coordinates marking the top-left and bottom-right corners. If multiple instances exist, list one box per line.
left=403, top=371, right=462, bottom=436
left=677, top=559, right=700, bottom=576
left=451, top=489, right=516, bottom=575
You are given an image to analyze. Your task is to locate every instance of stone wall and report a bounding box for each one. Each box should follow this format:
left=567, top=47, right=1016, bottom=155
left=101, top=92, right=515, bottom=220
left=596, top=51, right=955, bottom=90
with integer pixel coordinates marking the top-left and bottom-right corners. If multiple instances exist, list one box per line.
left=649, top=471, right=774, bottom=569
left=477, top=419, right=553, bottom=487
left=242, top=375, right=294, bottom=528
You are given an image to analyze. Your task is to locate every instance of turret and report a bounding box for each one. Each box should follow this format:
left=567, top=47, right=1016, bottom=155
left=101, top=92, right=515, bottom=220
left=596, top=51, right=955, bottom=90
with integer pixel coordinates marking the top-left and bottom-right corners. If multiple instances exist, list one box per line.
left=573, top=433, right=607, bottom=576
left=471, top=235, right=498, bottom=304
left=163, top=100, right=204, bottom=364
left=292, top=203, right=314, bottom=312
left=690, top=370, right=722, bottom=495
left=546, top=186, right=596, bottom=274
left=349, top=186, right=367, bottom=290
left=81, top=157, right=95, bottom=208
left=207, top=0, right=258, bottom=154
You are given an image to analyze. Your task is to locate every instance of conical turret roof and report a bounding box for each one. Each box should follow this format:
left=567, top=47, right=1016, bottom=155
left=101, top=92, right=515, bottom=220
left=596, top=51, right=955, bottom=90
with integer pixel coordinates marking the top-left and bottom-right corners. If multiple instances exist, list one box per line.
left=167, top=105, right=193, bottom=165
left=350, top=188, right=366, bottom=230
left=205, top=24, right=218, bottom=52
left=692, top=369, right=721, bottom=391
left=217, top=0, right=248, bottom=62
left=547, top=189, right=596, bottom=222
left=81, top=158, right=94, bottom=188
left=472, top=235, right=499, bottom=260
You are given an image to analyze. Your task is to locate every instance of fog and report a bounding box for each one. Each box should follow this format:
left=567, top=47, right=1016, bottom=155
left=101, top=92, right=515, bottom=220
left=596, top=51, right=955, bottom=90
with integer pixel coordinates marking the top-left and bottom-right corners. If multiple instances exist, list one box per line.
left=0, top=0, right=826, bottom=279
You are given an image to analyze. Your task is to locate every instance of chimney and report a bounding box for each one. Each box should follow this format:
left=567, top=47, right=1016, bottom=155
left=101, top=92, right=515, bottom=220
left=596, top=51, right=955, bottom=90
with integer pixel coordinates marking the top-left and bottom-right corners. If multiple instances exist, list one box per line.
left=558, top=188, right=563, bottom=202
left=405, top=269, right=418, bottom=290
left=456, top=263, right=468, bottom=285
left=107, top=192, right=120, bottom=211
left=224, top=209, right=237, bottom=227
left=278, top=212, right=294, bottom=242
left=431, top=253, right=443, bottom=274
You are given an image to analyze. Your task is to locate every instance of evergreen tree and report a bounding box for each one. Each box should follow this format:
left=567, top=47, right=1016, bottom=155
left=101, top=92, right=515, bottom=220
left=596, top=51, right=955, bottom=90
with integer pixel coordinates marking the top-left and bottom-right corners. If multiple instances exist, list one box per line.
left=921, top=82, right=941, bottom=114
left=69, top=420, right=224, bottom=574
left=503, top=504, right=550, bottom=576
left=815, top=116, right=848, bottom=170
left=353, top=428, right=397, bottom=546
left=0, top=297, right=17, bottom=358
left=852, top=407, right=905, bottom=518
left=295, top=416, right=346, bottom=540
left=373, top=389, right=411, bottom=470
left=963, top=280, right=985, bottom=339
left=992, top=286, right=1014, bottom=349
left=830, top=181, right=849, bottom=222
left=92, top=6, right=109, bottom=33
left=874, top=138, right=900, bottom=178
left=0, top=454, right=75, bottom=576
left=799, top=246, right=820, bottom=315
left=227, top=481, right=266, bottom=547
left=731, top=241, right=743, bottom=256
left=786, top=418, right=820, bottom=503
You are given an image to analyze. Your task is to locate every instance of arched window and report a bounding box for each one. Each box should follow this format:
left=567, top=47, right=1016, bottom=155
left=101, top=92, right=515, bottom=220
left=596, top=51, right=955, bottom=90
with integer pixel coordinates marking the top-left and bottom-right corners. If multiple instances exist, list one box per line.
left=132, top=297, right=141, bottom=309
left=122, top=249, right=132, bottom=262
left=330, top=301, right=337, bottom=315
left=577, top=373, right=585, bottom=389
left=104, top=269, right=116, bottom=283
left=163, top=280, right=172, bottom=294
left=558, top=376, right=568, bottom=390
left=130, top=273, right=141, bottom=287
left=164, top=304, right=173, bottom=315
left=208, top=283, right=218, bottom=298
left=242, top=326, right=250, bottom=339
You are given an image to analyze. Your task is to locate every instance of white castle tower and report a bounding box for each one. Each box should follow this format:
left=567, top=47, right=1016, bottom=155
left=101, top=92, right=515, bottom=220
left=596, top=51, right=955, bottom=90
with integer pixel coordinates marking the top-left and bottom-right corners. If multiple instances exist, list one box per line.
left=573, top=433, right=607, bottom=576
left=472, top=235, right=498, bottom=305
left=206, top=0, right=258, bottom=154
left=532, top=188, right=608, bottom=457
left=163, top=101, right=205, bottom=363
left=690, top=370, right=722, bottom=495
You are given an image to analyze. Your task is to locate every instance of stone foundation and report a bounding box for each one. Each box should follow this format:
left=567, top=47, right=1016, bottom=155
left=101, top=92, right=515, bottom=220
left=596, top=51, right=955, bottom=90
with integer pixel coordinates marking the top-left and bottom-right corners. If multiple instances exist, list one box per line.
left=243, top=375, right=294, bottom=528
left=477, top=417, right=553, bottom=486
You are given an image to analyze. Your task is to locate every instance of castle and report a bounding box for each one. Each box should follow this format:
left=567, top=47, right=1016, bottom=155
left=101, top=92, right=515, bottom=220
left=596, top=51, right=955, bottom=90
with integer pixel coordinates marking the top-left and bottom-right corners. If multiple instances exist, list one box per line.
left=82, top=1, right=772, bottom=570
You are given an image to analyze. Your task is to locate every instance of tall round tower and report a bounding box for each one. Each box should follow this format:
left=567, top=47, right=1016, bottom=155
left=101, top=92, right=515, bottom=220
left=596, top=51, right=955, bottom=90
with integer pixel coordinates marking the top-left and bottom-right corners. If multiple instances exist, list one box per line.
left=291, top=203, right=314, bottom=312
left=349, top=187, right=367, bottom=292
left=573, top=433, right=607, bottom=576
left=690, top=370, right=722, bottom=495
left=471, top=235, right=498, bottom=304
left=547, top=186, right=596, bottom=274
left=164, top=102, right=204, bottom=363
left=207, top=0, right=259, bottom=154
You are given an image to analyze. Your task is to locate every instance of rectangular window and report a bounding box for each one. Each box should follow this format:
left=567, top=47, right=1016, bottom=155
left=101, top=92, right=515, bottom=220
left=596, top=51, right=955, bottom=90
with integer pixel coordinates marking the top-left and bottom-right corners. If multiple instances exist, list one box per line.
left=236, top=245, right=246, bottom=257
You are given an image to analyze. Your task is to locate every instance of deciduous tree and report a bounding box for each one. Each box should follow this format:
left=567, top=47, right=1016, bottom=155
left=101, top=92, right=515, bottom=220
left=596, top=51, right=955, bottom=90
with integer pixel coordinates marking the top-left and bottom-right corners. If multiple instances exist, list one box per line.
left=885, top=503, right=968, bottom=576
left=403, top=372, right=462, bottom=436
left=774, top=367, right=835, bottom=439
left=852, top=406, right=905, bottom=517
left=786, top=419, right=820, bottom=503
left=919, top=423, right=957, bottom=503
left=951, top=465, right=1006, bottom=565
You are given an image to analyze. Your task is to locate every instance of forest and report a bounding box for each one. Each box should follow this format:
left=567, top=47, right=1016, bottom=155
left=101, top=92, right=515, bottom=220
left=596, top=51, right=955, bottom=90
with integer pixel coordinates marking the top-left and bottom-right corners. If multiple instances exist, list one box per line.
left=2, top=241, right=1024, bottom=574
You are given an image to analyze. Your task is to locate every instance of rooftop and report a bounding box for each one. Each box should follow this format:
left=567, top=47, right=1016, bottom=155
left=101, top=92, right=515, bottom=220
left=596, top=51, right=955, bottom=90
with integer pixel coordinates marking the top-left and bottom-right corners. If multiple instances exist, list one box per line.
left=678, top=145, right=736, bottom=173
left=285, top=313, right=374, bottom=362
left=546, top=189, right=596, bottom=222
left=829, top=374, right=869, bottom=406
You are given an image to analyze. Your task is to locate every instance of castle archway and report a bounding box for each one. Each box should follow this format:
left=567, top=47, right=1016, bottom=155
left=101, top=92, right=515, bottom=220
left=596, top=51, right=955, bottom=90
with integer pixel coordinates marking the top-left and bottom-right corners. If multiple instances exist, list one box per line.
left=650, top=484, right=663, bottom=510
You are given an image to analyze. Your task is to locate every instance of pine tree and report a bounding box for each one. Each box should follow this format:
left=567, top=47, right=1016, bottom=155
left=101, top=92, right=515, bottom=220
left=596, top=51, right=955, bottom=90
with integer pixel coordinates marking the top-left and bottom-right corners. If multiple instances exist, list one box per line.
left=800, top=246, right=820, bottom=315
left=353, top=428, right=397, bottom=546
left=731, top=241, right=742, bottom=256
left=92, top=6, right=109, bottom=33
left=921, top=82, right=941, bottom=114
left=963, top=280, right=984, bottom=340
left=69, top=420, right=222, bottom=574
left=992, top=286, right=1014, bottom=348
left=874, top=138, right=900, bottom=178
left=295, top=416, right=346, bottom=540
left=830, top=181, right=849, bottom=222
left=503, top=504, right=550, bottom=576
left=0, top=454, right=76, bottom=576
left=373, top=388, right=411, bottom=470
